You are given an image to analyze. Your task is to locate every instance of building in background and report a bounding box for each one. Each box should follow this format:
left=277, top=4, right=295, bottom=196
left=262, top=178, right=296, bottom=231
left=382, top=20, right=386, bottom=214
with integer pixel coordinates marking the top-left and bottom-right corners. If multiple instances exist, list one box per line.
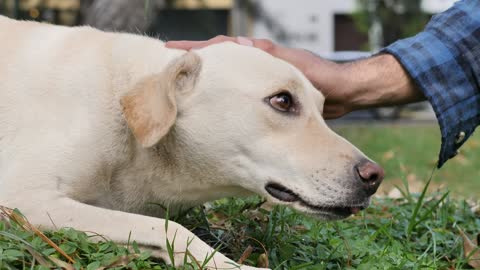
left=0, top=0, right=234, bottom=36
left=0, top=0, right=79, bottom=25
left=250, top=0, right=458, bottom=55
left=0, top=0, right=458, bottom=54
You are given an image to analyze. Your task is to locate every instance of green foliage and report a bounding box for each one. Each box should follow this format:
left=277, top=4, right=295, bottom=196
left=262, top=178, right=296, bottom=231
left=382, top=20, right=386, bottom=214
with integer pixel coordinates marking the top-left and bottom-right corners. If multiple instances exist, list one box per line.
left=353, top=0, right=430, bottom=48
left=1, top=189, right=478, bottom=269
left=0, top=220, right=162, bottom=269
left=197, top=193, right=479, bottom=269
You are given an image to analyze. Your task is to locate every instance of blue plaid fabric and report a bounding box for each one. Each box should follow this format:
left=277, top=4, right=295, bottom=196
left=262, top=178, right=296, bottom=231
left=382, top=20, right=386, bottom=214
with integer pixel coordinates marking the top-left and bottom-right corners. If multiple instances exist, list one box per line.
left=383, top=0, right=480, bottom=168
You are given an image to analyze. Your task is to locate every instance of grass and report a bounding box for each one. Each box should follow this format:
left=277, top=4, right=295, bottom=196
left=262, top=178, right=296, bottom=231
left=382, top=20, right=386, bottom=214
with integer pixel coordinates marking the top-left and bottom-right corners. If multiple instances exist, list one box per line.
left=333, top=124, right=480, bottom=197
left=1, top=185, right=479, bottom=269
left=1, top=124, right=479, bottom=269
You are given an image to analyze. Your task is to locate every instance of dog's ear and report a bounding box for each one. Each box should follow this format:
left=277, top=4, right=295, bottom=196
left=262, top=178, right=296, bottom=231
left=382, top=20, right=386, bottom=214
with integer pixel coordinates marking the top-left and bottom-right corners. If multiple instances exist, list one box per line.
left=121, top=52, right=202, bottom=147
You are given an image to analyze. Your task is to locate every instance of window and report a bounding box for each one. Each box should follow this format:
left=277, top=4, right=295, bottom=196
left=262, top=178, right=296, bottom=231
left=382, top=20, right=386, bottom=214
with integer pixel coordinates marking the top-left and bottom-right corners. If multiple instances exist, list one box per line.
left=334, top=14, right=368, bottom=51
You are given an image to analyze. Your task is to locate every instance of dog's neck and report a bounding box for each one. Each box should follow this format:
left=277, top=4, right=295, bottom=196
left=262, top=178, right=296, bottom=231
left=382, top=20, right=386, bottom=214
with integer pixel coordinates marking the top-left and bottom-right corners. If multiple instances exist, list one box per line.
left=108, top=131, right=253, bottom=217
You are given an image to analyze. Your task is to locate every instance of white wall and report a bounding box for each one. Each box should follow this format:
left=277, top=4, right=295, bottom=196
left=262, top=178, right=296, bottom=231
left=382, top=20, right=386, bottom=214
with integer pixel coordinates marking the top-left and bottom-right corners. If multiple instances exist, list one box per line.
left=422, top=0, right=458, bottom=12
left=252, top=0, right=356, bottom=53
left=252, top=0, right=457, bottom=54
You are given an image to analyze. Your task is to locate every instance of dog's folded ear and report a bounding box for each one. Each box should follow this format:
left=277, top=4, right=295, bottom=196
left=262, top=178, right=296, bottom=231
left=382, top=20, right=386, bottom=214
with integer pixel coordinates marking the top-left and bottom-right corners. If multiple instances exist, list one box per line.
left=121, top=52, right=202, bottom=147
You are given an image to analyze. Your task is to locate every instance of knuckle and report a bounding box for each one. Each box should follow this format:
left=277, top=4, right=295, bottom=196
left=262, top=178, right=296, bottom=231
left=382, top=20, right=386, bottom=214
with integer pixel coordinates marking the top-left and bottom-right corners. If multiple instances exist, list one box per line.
left=214, top=35, right=228, bottom=40
left=256, top=39, right=275, bottom=52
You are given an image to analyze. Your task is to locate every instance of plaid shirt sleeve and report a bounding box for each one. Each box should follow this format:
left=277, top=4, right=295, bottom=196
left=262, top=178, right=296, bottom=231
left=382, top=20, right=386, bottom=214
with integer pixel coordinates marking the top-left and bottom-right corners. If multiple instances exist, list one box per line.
left=382, top=0, right=480, bottom=168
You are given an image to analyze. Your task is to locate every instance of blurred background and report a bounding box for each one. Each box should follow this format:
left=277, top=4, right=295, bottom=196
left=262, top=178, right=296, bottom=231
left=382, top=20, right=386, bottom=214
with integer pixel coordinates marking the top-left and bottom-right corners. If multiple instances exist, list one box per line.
left=2, top=0, right=478, bottom=198
left=0, top=0, right=453, bottom=121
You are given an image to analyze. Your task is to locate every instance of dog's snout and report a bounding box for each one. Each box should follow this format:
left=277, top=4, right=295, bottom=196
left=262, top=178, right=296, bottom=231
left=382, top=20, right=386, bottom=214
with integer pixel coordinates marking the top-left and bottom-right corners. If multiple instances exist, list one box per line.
left=355, top=160, right=384, bottom=196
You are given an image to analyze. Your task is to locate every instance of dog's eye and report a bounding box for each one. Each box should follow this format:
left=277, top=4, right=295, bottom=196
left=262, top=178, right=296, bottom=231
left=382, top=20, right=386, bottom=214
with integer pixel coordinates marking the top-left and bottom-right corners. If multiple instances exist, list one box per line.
left=269, top=92, right=294, bottom=112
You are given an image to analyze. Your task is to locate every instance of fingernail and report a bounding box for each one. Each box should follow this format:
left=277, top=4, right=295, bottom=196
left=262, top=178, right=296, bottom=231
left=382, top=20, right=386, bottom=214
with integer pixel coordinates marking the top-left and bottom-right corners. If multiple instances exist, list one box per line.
left=236, top=36, right=253, bottom=47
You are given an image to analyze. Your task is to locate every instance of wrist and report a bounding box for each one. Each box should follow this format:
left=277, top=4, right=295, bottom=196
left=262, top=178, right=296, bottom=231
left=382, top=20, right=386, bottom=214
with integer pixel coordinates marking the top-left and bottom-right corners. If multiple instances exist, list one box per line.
left=304, top=53, right=344, bottom=91
left=342, top=54, right=425, bottom=110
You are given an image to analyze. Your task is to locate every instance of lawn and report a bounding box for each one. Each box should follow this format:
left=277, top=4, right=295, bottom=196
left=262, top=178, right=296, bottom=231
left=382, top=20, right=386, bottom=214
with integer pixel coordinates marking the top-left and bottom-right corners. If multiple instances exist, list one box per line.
left=333, top=123, right=480, bottom=198
left=1, top=124, right=479, bottom=270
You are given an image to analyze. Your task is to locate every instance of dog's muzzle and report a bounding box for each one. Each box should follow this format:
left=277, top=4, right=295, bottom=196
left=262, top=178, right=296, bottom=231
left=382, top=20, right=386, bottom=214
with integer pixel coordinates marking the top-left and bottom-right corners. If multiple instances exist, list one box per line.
left=265, top=182, right=367, bottom=218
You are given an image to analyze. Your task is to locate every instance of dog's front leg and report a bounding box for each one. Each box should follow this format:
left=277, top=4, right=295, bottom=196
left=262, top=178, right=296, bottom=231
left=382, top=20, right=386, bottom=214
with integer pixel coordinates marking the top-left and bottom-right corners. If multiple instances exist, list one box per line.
left=10, top=194, right=268, bottom=270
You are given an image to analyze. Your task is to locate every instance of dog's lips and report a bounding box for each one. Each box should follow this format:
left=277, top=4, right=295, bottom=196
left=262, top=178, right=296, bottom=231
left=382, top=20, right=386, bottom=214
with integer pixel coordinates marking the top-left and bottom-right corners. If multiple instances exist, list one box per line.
left=265, top=182, right=367, bottom=218
left=265, top=183, right=300, bottom=202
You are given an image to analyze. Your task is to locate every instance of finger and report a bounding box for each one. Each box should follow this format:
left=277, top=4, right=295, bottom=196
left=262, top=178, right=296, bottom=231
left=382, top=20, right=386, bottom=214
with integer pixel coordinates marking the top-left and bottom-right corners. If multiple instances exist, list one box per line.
left=165, top=40, right=204, bottom=50
left=252, top=39, right=276, bottom=53
left=236, top=36, right=254, bottom=46
left=323, top=112, right=342, bottom=120
left=167, top=35, right=257, bottom=51
left=211, top=35, right=237, bottom=43
left=166, top=36, right=238, bottom=50
left=322, top=107, right=347, bottom=120
left=190, top=35, right=237, bottom=49
left=251, top=40, right=311, bottom=71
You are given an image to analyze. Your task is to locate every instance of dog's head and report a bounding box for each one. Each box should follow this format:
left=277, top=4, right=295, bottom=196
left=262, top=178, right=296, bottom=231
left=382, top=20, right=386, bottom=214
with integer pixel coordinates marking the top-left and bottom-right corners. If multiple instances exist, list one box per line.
left=121, top=42, right=383, bottom=220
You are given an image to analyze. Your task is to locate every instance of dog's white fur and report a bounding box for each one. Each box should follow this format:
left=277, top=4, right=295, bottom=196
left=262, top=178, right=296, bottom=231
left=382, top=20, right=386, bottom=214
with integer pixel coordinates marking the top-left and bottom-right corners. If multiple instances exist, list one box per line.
left=0, top=16, right=376, bottom=269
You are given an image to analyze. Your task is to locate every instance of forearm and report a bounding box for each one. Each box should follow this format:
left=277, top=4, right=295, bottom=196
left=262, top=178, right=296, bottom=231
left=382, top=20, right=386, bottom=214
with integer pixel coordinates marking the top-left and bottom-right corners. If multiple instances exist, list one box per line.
left=340, top=54, right=425, bottom=110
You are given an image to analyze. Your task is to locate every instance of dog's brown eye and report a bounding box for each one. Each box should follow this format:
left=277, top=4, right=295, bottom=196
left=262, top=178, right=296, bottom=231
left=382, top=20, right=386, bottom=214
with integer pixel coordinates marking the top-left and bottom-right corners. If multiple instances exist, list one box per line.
left=269, top=92, right=293, bottom=112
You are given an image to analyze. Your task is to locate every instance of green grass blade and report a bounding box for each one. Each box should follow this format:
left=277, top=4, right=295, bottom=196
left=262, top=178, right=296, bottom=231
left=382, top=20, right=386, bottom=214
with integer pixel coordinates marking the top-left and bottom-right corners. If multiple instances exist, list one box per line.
left=407, top=167, right=436, bottom=238
left=414, top=191, right=450, bottom=229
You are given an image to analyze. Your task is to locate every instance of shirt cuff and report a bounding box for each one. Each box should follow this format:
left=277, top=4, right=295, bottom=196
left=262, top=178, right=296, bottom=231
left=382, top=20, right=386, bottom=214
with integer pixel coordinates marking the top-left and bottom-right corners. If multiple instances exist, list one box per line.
left=382, top=31, right=480, bottom=168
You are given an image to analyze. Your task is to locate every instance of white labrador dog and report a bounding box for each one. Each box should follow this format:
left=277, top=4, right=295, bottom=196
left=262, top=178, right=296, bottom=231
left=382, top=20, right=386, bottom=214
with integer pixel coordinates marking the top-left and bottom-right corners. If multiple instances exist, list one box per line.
left=0, top=16, right=384, bottom=269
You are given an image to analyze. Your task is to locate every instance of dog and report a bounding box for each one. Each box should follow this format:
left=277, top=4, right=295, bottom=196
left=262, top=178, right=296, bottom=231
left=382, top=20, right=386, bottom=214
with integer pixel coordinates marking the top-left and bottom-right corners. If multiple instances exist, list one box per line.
left=0, top=16, right=384, bottom=269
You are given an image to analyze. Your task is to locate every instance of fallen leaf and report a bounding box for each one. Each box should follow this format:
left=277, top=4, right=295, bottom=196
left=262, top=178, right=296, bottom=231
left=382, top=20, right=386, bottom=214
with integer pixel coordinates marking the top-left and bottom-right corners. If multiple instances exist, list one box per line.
left=260, top=201, right=274, bottom=211
left=382, top=150, right=395, bottom=162
left=244, top=209, right=268, bottom=223
left=237, top=245, right=253, bottom=264
left=466, top=200, right=480, bottom=215
left=468, top=139, right=480, bottom=149
left=292, top=225, right=308, bottom=232
left=210, top=211, right=228, bottom=223
left=386, top=188, right=403, bottom=199
left=24, top=246, right=53, bottom=268
left=406, top=173, right=417, bottom=183
left=257, top=253, right=269, bottom=268
left=458, top=228, right=480, bottom=269
left=453, top=153, right=470, bottom=166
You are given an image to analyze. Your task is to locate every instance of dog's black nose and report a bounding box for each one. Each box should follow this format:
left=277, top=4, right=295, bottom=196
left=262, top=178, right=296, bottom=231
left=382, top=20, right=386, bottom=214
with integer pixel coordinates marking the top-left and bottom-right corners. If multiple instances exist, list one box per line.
left=355, top=160, right=384, bottom=196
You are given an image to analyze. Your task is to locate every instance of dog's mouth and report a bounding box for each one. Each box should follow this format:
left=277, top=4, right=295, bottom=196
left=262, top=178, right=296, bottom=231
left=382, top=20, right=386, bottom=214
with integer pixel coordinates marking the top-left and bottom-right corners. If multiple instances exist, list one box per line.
left=265, top=182, right=366, bottom=218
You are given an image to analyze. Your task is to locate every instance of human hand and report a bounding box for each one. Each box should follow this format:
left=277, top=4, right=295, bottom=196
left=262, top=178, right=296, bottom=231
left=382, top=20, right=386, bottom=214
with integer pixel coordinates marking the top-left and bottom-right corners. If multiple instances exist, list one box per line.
left=166, top=36, right=424, bottom=119
left=167, top=36, right=355, bottom=119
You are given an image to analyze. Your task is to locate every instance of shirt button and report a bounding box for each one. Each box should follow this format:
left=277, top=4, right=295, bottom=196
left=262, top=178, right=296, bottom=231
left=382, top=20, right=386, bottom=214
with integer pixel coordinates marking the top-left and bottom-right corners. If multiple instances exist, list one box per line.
left=455, top=131, right=466, bottom=144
